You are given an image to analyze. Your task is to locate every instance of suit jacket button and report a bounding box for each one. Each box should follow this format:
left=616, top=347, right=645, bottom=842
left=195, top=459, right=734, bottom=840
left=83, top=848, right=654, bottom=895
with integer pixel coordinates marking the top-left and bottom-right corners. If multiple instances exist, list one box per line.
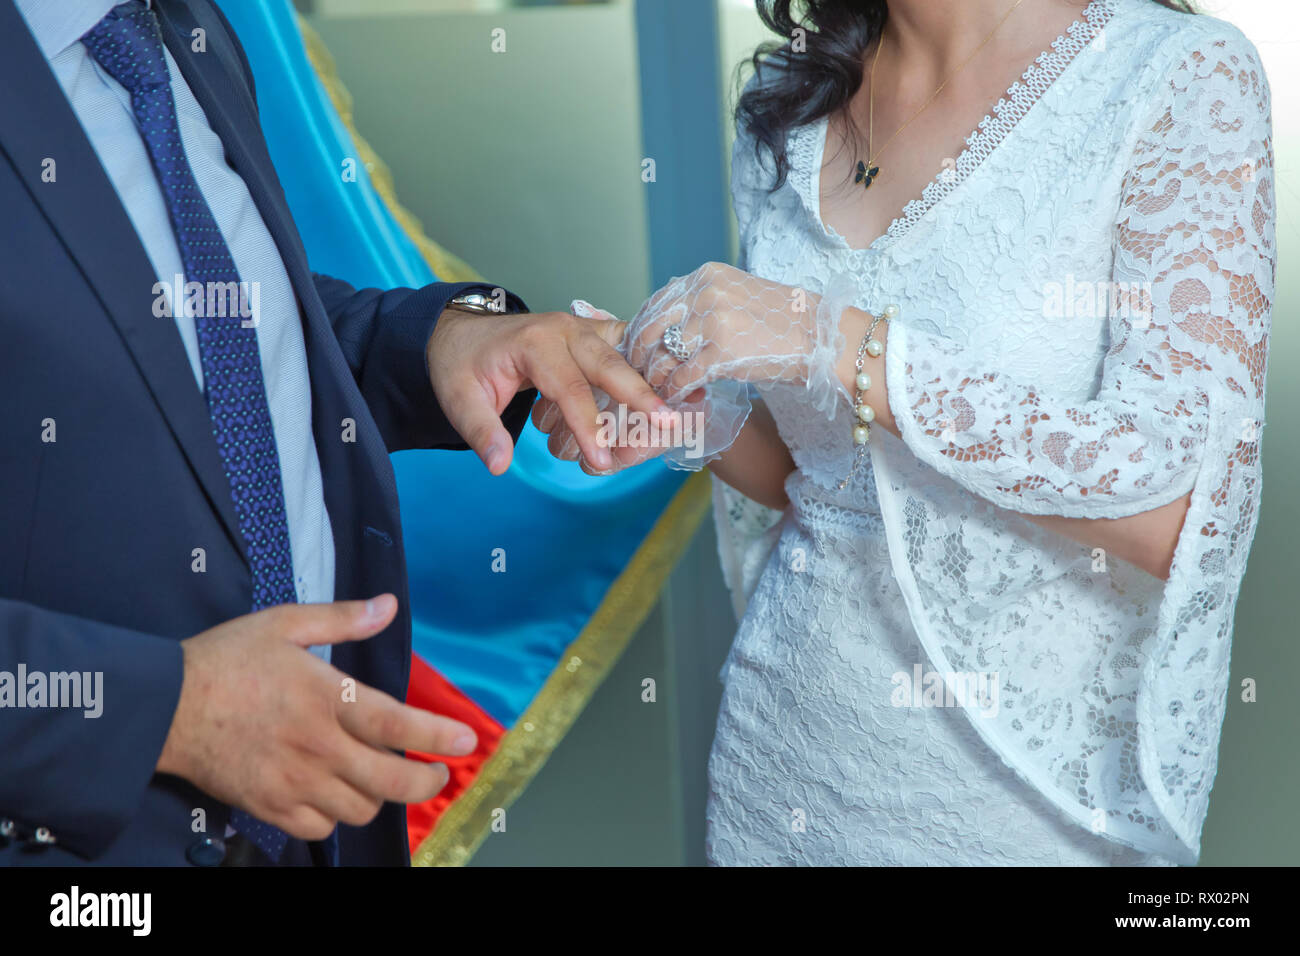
left=0, top=820, right=14, bottom=839
left=33, top=827, right=56, bottom=844
left=186, top=837, right=227, bottom=867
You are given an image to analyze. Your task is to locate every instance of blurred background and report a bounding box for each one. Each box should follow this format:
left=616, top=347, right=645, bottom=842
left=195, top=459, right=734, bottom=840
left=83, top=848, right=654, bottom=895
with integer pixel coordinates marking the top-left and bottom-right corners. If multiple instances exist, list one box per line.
left=290, top=0, right=1297, bottom=865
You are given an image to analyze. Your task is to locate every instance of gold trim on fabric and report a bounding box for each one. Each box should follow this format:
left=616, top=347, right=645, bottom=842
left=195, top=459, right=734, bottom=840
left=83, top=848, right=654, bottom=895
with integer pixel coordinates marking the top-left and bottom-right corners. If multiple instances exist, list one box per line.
left=412, top=471, right=713, bottom=866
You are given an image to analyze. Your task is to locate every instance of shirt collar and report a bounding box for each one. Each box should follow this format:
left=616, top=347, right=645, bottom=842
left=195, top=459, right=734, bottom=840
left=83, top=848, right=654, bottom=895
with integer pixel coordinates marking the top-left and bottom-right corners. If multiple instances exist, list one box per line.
left=16, top=0, right=154, bottom=60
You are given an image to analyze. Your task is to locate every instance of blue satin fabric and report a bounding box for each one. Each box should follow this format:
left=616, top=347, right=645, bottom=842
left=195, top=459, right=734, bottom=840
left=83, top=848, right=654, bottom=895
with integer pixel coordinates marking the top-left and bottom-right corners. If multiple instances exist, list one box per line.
left=219, top=0, right=684, bottom=726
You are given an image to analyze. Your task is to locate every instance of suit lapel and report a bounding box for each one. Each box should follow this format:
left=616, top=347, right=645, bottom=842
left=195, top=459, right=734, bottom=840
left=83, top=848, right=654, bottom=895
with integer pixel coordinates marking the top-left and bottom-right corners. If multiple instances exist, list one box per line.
left=0, top=0, right=247, bottom=563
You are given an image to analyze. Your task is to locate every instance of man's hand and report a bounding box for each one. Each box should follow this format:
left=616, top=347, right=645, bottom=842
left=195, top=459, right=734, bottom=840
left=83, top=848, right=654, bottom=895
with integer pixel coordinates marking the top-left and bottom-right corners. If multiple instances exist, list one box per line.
left=531, top=300, right=704, bottom=475
left=426, top=306, right=670, bottom=475
left=157, top=595, right=472, bottom=842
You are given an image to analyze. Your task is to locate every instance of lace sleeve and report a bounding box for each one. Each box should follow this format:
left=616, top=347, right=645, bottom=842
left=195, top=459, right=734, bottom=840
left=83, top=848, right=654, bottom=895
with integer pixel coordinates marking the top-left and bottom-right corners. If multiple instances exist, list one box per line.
left=885, top=32, right=1274, bottom=520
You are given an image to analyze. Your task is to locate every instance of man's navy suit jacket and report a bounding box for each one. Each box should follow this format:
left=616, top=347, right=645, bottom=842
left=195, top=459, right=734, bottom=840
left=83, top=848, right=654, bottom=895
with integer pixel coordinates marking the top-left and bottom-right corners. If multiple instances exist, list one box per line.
left=0, top=0, right=533, bottom=865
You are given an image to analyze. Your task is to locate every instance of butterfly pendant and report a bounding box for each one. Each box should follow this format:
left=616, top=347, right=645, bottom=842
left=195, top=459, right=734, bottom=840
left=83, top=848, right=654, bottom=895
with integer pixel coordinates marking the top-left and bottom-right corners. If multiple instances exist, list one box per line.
left=855, top=160, right=880, bottom=190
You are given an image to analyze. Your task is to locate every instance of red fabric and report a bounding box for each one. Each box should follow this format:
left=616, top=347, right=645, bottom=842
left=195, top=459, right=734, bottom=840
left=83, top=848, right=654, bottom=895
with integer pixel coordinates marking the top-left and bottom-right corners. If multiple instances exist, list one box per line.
left=404, top=654, right=506, bottom=858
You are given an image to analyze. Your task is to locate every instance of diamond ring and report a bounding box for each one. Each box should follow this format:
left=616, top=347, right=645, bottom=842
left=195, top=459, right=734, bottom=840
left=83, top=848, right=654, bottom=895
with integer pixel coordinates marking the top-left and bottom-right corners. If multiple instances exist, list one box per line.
left=662, top=322, right=693, bottom=362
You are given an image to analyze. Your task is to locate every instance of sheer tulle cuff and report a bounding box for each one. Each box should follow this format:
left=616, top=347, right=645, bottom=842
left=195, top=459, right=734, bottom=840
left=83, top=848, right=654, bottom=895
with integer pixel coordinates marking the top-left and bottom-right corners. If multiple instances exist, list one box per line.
left=659, top=381, right=752, bottom=471
left=808, top=271, right=856, bottom=419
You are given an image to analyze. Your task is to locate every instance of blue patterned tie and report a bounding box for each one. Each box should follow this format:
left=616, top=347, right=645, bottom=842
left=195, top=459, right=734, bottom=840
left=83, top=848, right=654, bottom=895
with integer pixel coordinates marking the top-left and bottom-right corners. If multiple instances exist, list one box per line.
left=83, top=2, right=296, bottom=863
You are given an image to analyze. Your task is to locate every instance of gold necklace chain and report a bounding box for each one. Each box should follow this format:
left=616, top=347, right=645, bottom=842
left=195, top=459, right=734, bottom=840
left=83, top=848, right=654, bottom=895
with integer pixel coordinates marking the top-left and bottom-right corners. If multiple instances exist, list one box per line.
left=857, top=0, right=1028, bottom=189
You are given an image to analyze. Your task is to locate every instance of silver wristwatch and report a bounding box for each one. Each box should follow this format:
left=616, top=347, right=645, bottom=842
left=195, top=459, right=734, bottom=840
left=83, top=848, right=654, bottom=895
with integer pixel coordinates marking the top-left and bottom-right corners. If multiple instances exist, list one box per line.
left=447, top=290, right=510, bottom=315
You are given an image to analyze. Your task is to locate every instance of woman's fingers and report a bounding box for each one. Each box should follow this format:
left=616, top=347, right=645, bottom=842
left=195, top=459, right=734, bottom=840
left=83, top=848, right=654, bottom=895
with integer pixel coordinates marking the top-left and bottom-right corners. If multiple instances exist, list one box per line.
left=534, top=292, right=717, bottom=472
left=531, top=396, right=563, bottom=434
left=571, top=299, right=620, bottom=326
left=547, top=423, right=582, bottom=461
left=520, top=339, right=613, bottom=470
left=665, top=344, right=716, bottom=398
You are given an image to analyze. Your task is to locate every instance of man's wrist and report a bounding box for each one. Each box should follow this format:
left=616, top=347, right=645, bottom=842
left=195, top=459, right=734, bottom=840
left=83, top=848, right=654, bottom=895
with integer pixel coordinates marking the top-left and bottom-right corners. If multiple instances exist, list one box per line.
left=154, top=638, right=194, bottom=780
left=446, top=287, right=513, bottom=315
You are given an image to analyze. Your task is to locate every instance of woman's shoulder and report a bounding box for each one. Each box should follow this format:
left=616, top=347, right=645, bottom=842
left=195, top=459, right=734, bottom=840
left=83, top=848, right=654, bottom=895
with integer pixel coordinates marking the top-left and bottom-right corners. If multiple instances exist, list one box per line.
left=1104, top=0, right=1270, bottom=141
left=1115, top=0, right=1267, bottom=94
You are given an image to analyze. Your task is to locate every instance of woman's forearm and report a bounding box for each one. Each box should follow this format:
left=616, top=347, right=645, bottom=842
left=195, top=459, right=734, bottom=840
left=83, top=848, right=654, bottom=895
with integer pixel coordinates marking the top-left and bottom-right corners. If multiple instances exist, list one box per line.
left=708, top=400, right=795, bottom=511
left=1024, top=492, right=1190, bottom=581
left=828, top=303, right=1186, bottom=580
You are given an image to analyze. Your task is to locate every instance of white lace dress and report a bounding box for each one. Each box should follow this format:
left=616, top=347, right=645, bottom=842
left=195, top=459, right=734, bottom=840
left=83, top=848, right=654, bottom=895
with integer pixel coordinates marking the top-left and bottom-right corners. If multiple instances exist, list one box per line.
left=705, top=0, right=1274, bottom=866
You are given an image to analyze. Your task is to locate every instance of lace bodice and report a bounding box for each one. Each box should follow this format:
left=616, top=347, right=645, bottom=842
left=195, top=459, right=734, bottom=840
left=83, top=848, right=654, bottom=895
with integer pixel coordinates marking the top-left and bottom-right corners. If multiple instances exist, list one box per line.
left=715, top=0, right=1274, bottom=863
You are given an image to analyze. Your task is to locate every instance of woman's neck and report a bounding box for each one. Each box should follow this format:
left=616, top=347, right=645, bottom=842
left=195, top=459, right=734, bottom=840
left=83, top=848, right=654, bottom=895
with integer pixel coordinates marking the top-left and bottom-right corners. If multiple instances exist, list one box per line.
left=882, top=0, right=1067, bottom=82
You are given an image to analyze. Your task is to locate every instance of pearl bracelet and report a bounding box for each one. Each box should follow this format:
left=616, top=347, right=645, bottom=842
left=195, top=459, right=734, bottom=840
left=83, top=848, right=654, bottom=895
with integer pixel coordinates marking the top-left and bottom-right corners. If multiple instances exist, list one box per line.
left=837, top=303, right=897, bottom=490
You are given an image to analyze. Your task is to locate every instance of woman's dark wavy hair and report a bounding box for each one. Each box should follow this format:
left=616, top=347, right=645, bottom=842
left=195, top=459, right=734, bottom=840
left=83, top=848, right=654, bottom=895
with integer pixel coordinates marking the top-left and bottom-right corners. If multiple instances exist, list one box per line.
left=737, top=0, right=1196, bottom=189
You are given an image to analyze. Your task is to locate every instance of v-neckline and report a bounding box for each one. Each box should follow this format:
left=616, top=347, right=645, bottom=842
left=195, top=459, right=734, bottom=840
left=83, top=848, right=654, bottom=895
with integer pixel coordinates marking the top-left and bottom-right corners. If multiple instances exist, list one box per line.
left=808, top=0, right=1117, bottom=256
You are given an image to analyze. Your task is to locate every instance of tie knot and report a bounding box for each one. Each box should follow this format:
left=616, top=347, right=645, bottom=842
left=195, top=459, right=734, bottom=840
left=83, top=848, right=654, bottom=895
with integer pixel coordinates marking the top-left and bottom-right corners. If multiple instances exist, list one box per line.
left=82, top=2, right=170, bottom=96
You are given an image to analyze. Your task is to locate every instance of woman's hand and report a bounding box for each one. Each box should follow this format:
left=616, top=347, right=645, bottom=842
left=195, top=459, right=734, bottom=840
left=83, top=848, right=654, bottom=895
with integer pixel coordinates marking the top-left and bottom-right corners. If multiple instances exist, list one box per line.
left=532, top=293, right=749, bottom=475
left=623, top=262, right=826, bottom=401
left=534, top=262, right=852, bottom=475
